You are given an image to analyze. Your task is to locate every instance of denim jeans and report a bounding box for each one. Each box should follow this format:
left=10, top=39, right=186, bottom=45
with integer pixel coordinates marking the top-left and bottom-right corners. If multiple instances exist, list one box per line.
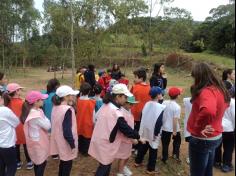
left=189, top=137, right=222, bottom=176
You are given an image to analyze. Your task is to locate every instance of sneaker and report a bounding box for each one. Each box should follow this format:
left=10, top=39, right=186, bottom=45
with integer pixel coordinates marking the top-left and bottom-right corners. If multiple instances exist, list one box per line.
left=117, top=174, right=124, bottom=176
left=123, top=166, right=132, bottom=176
left=214, top=162, right=222, bottom=169
left=221, top=165, right=233, bottom=173
left=52, top=155, right=59, bottom=160
left=172, top=155, right=181, bottom=163
left=146, top=169, right=160, bottom=175
left=26, top=162, right=34, bottom=170
left=17, top=162, right=23, bottom=170
left=134, top=163, right=143, bottom=167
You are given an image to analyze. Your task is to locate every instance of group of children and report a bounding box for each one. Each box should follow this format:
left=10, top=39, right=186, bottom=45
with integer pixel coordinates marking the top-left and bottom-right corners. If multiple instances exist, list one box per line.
left=0, top=64, right=234, bottom=176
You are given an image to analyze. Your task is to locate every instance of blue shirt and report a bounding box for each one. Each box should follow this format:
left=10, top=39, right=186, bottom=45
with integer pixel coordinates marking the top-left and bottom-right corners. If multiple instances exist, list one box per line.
left=42, top=91, right=55, bottom=121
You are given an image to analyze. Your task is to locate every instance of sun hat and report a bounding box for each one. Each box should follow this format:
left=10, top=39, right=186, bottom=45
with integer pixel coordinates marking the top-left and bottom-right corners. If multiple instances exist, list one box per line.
left=112, top=84, right=133, bottom=97
left=168, top=87, right=183, bottom=97
left=149, top=86, right=163, bottom=97
left=26, top=91, right=48, bottom=104
left=56, top=85, right=80, bottom=98
left=7, top=83, right=24, bottom=93
left=127, top=96, right=139, bottom=104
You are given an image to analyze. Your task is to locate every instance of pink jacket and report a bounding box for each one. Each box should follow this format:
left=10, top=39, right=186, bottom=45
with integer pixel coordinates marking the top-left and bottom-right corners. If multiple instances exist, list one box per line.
left=24, top=109, right=50, bottom=165
left=88, top=103, right=124, bottom=165
left=50, top=105, right=78, bottom=161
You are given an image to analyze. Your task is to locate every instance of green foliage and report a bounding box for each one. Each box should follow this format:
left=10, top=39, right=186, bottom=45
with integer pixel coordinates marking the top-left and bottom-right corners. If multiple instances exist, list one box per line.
left=141, top=43, right=147, bottom=57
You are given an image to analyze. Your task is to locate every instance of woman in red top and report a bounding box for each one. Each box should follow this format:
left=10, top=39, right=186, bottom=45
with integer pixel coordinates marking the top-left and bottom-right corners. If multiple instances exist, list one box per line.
left=187, top=63, right=230, bottom=176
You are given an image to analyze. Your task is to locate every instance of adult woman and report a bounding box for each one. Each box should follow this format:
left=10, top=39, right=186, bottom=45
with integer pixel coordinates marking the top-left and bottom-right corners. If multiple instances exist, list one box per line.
left=149, top=63, right=167, bottom=90
left=187, top=63, right=231, bottom=176
left=222, top=69, right=235, bottom=90
left=111, top=64, right=122, bottom=81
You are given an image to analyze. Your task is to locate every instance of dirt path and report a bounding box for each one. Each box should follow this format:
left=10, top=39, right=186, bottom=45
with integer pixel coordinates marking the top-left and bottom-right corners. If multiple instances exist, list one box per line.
left=9, top=68, right=234, bottom=176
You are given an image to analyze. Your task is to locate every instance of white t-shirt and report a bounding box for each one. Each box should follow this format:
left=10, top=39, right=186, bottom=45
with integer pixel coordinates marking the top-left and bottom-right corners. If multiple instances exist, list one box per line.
left=222, top=98, right=235, bottom=132
left=162, top=100, right=181, bottom=132
left=28, top=109, right=51, bottom=141
left=183, top=97, right=192, bottom=138
left=0, top=106, right=20, bottom=148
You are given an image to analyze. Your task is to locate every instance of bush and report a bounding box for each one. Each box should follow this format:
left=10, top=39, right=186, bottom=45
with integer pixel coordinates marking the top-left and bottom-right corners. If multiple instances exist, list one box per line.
left=192, top=39, right=205, bottom=52
left=141, top=43, right=148, bottom=57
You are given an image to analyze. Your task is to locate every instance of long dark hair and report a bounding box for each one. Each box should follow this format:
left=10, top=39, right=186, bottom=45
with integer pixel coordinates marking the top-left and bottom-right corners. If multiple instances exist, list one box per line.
left=222, top=69, right=234, bottom=81
left=52, top=95, right=64, bottom=106
left=191, top=63, right=231, bottom=103
left=20, top=101, right=33, bottom=124
left=47, top=78, right=60, bottom=94
left=152, top=63, right=164, bottom=76
left=103, top=92, right=123, bottom=105
left=3, top=91, right=16, bottom=106
left=112, top=64, right=120, bottom=72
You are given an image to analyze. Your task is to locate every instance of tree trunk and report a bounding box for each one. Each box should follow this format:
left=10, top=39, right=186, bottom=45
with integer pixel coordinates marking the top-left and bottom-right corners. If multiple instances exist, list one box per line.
left=70, top=0, right=75, bottom=88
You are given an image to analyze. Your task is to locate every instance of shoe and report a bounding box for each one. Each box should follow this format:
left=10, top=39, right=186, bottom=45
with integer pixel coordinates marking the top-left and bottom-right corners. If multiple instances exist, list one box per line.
left=123, top=166, right=132, bottom=176
left=52, top=155, right=59, bottom=160
left=26, top=161, right=34, bottom=170
left=134, top=163, right=143, bottom=167
left=186, top=157, right=190, bottom=165
left=214, top=162, right=222, bottom=169
left=221, top=165, right=233, bottom=173
left=17, top=162, right=23, bottom=170
left=172, top=155, right=181, bottom=163
left=146, top=169, right=160, bottom=175
left=117, top=173, right=124, bottom=176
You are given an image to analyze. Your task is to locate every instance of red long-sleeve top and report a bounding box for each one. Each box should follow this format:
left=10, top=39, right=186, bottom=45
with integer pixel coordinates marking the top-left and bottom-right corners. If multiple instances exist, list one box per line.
left=187, top=86, right=229, bottom=138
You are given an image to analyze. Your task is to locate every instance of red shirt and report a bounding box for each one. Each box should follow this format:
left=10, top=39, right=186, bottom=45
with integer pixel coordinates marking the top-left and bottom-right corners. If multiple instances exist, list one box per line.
left=118, top=78, right=129, bottom=86
left=187, top=86, right=229, bottom=138
left=131, top=83, right=151, bottom=122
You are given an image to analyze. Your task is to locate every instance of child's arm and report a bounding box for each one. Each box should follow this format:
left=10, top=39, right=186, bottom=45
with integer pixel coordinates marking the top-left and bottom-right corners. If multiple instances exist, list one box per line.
left=35, top=117, right=51, bottom=131
left=62, top=109, right=75, bottom=149
left=7, top=109, right=20, bottom=127
left=173, top=118, right=178, bottom=136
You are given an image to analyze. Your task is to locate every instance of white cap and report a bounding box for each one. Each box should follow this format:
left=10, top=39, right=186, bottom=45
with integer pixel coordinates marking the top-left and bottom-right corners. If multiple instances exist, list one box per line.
left=56, top=85, right=80, bottom=98
left=112, top=84, right=133, bottom=97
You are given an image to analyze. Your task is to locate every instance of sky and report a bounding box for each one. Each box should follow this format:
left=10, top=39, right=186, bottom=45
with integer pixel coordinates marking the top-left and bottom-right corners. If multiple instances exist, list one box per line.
left=34, top=0, right=229, bottom=21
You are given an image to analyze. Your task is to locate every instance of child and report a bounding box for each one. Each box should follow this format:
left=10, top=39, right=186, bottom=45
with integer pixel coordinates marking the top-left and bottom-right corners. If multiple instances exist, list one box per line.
left=89, top=84, right=146, bottom=176
left=118, top=73, right=129, bottom=86
left=0, top=89, right=20, bottom=176
left=135, top=87, right=166, bottom=174
left=161, top=87, right=182, bottom=164
left=75, top=67, right=86, bottom=90
left=4, top=83, right=33, bottom=170
left=214, top=87, right=235, bottom=173
left=93, top=83, right=103, bottom=113
left=50, top=85, right=79, bottom=176
left=0, top=72, right=7, bottom=92
left=116, top=96, right=139, bottom=176
left=131, top=68, right=151, bottom=134
left=21, top=91, right=51, bottom=176
left=42, top=78, right=60, bottom=121
left=77, top=83, right=96, bottom=155
left=98, top=70, right=109, bottom=98
left=183, top=97, right=192, bottom=164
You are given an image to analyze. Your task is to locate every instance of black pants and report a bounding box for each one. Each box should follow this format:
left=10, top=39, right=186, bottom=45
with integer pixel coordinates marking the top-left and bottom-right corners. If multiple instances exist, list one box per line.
left=215, top=132, right=235, bottom=166
left=0, top=146, right=17, bottom=176
left=34, top=161, right=47, bottom=176
left=78, top=135, right=91, bottom=155
left=161, top=131, right=181, bottom=161
left=135, top=142, right=158, bottom=171
left=95, top=163, right=112, bottom=176
left=59, top=160, right=73, bottom=176
left=16, top=144, right=31, bottom=163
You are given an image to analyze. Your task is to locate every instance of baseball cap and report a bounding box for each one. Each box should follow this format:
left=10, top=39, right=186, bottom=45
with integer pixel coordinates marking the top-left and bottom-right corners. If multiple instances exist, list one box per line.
left=149, top=86, right=163, bottom=97
left=26, top=91, right=48, bottom=104
left=7, top=83, right=24, bottom=93
left=168, top=87, right=183, bottom=97
left=56, top=85, right=80, bottom=98
left=127, top=96, right=139, bottom=104
left=112, top=84, right=133, bottom=97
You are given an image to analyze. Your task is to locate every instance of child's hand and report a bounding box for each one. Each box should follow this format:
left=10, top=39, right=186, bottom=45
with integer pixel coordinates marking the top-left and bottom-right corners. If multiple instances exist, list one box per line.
left=139, top=138, right=146, bottom=144
left=173, top=132, right=177, bottom=136
left=132, top=139, right=139, bottom=145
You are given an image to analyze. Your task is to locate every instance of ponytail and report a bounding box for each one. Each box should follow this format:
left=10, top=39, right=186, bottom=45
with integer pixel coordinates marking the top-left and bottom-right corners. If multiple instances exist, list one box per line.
left=52, top=95, right=64, bottom=106
left=102, top=92, right=123, bottom=104
left=20, top=101, right=33, bottom=124
left=3, top=91, right=15, bottom=106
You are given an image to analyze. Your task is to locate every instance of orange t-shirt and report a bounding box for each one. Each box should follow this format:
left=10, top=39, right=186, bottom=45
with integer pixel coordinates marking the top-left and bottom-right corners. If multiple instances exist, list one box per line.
left=131, top=83, right=151, bottom=122
left=76, top=99, right=96, bottom=138
left=8, top=98, right=25, bottom=144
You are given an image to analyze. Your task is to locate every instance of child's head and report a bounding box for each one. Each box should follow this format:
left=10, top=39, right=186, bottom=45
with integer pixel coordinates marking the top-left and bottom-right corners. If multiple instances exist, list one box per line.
left=80, top=83, right=92, bottom=96
left=123, top=96, right=138, bottom=111
left=153, top=63, right=165, bottom=76
left=168, top=87, right=182, bottom=100
left=0, top=89, right=4, bottom=106
left=47, top=78, right=60, bottom=94
left=94, top=84, right=102, bottom=96
left=0, top=72, right=7, bottom=86
left=149, top=86, right=163, bottom=100
left=103, top=84, right=132, bottom=106
left=222, top=69, right=235, bottom=82
left=112, top=64, right=120, bottom=71
left=88, top=64, right=95, bottom=72
left=133, top=68, right=147, bottom=84
left=21, top=91, right=48, bottom=124
left=53, top=85, right=79, bottom=106
left=4, top=83, right=24, bottom=106
left=98, top=70, right=106, bottom=77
